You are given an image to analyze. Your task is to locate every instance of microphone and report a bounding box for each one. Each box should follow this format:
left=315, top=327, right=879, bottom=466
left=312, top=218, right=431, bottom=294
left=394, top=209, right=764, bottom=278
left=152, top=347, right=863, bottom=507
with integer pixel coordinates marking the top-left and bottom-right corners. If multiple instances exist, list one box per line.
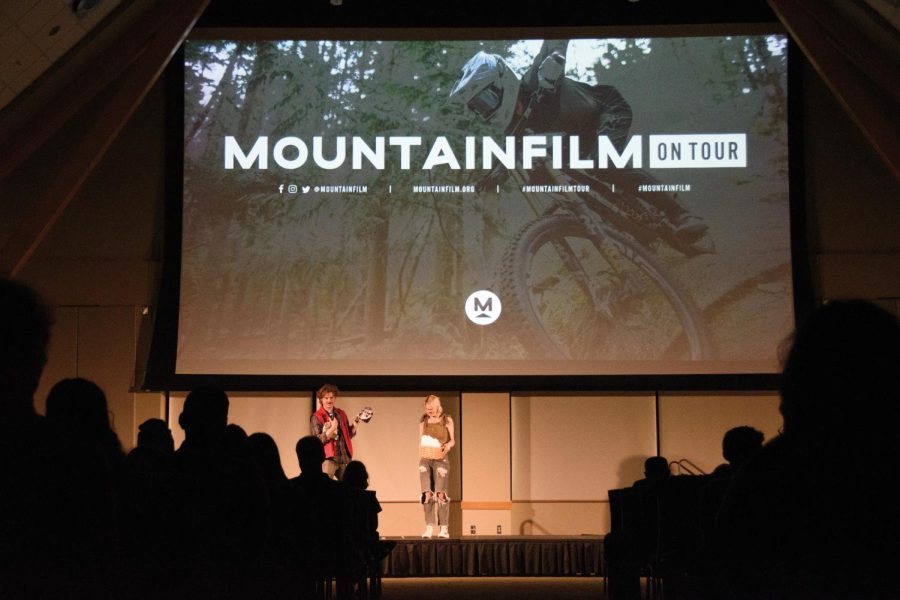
left=329, top=413, right=339, bottom=440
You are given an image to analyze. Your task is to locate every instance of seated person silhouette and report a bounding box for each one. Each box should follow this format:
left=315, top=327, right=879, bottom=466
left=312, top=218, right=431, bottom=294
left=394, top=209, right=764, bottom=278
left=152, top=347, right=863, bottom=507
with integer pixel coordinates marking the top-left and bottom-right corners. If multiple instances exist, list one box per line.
left=1, top=277, right=117, bottom=599
left=287, top=436, right=351, bottom=596
left=606, top=456, right=673, bottom=600
left=119, top=418, right=176, bottom=570
left=45, top=377, right=125, bottom=472
left=343, top=460, right=396, bottom=562
left=168, top=386, right=268, bottom=599
left=711, top=425, right=764, bottom=480
left=632, top=455, right=671, bottom=490
left=132, top=418, right=175, bottom=457
left=247, top=431, right=288, bottom=486
left=708, top=300, right=900, bottom=599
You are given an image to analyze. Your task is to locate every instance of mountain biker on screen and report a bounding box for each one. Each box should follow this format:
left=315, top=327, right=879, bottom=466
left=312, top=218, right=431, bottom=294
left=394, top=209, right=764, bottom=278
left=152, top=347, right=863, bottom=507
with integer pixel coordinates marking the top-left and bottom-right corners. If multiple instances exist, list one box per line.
left=448, top=40, right=709, bottom=251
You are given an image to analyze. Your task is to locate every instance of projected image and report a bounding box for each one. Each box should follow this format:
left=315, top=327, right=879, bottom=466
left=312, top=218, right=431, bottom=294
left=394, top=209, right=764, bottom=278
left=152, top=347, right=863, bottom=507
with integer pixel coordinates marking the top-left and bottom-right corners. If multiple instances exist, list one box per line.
left=178, top=34, right=793, bottom=376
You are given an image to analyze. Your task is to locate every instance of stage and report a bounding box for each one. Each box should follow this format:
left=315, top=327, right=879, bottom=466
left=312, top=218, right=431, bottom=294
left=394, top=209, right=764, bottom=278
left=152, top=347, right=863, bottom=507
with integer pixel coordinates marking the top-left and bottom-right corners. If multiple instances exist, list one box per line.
left=381, top=535, right=605, bottom=577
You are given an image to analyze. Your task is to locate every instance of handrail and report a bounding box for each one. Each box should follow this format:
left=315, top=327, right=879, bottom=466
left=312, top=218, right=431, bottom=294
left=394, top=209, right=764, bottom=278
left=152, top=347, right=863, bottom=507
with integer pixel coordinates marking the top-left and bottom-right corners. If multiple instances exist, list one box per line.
left=671, top=458, right=707, bottom=475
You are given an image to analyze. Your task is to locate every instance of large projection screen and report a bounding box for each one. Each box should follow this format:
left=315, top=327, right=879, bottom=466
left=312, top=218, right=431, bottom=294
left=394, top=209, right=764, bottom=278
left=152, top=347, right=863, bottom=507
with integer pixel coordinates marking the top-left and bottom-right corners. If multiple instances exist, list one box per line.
left=175, top=27, right=795, bottom=379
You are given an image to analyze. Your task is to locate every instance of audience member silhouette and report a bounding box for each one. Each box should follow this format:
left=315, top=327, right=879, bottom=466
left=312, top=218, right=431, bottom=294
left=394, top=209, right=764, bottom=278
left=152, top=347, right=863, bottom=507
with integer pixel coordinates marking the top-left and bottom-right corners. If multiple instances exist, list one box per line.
left=122, top=417, right=174, bottom=499
left=224, top=421, right=252, bottom=462
left=632, top=455, right=671, bottom=490
left=0, top=277, right=51, bottom=418
left=605, top=456, right=675, bottom=600
left=136, top=417, right=175, bottom=455
left=248, top=431, right=288, bottom=485
left=288, top=435, right=353, bottom=599
left=711, top=425, right=764, bottom=479
left=45, top=377, right=126, bottom=473
left=119, top=419, right=176, bottom=598
left=167, top=386, right=269, bottom=600
left=0, top=277, right=117, bottom=599
left=246, top=432, right=291, bottom=563
left=121, top=418, right=175, bottom=501
left=343, top=460, right=395, bottom=562
left=342, top=459, right=370, bottom=489
left=708, top=299, right=900, bottom=599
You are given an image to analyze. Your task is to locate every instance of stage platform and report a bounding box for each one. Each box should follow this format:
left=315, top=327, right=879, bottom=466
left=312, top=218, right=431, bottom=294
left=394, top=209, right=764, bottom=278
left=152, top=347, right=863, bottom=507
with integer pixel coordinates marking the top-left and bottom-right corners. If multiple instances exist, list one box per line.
left=381, top=535, right=605, bottom=577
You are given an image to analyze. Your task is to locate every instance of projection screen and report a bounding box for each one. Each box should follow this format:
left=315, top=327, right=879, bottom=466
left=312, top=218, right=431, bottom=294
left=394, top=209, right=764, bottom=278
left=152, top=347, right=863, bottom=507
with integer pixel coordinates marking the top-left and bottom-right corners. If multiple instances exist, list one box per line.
left=175, top=28, right=796, bottom=378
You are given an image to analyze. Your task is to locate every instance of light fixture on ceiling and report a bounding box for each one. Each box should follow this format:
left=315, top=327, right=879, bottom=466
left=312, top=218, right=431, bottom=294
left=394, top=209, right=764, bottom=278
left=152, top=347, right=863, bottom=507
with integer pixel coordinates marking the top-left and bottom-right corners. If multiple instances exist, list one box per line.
left=71, top=0, right=104, bottom=17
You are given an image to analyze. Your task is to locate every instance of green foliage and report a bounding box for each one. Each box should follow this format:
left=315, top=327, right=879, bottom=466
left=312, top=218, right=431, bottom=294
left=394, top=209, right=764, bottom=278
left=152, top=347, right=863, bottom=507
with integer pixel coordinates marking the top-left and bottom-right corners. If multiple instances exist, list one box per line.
left=181, top=35, right=789, bottom=349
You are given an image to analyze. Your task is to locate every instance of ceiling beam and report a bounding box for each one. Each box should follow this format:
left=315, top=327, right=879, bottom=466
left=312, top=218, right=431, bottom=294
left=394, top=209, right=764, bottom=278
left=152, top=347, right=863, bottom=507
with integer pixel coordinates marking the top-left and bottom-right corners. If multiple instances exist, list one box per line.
left=768, top=0, right=900, bottom=180
left=0, top=0, right=210, bottom=277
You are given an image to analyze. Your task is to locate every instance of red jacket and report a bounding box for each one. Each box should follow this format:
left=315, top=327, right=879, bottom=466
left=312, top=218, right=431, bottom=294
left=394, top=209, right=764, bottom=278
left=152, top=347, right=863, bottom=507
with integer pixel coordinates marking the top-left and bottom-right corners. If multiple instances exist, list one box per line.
left=313, top=406, right=353, bottom=459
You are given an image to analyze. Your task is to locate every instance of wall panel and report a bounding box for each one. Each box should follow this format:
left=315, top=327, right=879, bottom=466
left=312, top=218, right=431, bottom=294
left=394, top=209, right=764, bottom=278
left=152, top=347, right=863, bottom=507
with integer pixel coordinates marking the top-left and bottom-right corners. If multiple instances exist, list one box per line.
left=511, top=393, right=657, bottom=501
left=461, top=392, right=510, bottom=501
left=512, top=501, right=608, bottom=536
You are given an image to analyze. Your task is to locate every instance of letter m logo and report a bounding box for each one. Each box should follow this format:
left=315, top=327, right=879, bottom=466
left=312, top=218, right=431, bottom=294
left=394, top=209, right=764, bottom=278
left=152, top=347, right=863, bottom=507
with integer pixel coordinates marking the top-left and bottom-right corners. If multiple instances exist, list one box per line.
left=474, top=296, right=493, bottom=313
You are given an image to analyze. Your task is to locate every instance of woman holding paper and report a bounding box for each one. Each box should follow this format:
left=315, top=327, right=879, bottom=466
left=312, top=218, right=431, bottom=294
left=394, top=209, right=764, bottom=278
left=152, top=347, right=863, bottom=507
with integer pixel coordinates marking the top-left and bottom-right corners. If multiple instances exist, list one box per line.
left=418, top=394, right=455, bottom=538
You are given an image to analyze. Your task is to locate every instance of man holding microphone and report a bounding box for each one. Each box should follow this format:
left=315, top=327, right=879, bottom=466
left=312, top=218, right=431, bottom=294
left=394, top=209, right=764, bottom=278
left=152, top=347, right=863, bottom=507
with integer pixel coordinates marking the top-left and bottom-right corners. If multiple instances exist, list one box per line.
left=310, top=383, right=357, bottom=480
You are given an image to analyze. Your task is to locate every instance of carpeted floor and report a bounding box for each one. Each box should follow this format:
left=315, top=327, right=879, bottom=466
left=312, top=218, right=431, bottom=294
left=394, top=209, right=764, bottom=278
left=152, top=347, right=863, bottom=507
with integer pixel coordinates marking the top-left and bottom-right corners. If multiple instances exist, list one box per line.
left=380, top=576, right=607, bottom=599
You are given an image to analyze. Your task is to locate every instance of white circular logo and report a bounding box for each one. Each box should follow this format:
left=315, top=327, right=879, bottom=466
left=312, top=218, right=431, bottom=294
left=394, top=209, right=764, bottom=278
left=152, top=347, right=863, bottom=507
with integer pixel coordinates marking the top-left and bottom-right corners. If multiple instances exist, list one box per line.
left=465, top=290, right=501, bottom=326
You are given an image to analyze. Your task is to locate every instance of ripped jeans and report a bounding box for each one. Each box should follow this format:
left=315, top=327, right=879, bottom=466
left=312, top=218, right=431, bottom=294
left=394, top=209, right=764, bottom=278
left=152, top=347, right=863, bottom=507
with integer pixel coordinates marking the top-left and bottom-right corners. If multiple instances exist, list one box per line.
left=419, top=457, right=450, bottom=526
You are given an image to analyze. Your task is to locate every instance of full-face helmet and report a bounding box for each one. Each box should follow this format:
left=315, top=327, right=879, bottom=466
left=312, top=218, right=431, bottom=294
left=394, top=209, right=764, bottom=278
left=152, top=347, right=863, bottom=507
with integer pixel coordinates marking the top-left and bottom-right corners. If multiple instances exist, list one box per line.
left=448, top=51, right=520, bottom=129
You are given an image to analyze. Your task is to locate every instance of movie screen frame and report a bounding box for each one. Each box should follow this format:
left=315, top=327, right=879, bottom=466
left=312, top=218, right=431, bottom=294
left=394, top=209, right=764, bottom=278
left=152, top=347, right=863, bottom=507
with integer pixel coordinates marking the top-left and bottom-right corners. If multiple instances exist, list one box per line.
left=142, top=24, right=811, bottom=392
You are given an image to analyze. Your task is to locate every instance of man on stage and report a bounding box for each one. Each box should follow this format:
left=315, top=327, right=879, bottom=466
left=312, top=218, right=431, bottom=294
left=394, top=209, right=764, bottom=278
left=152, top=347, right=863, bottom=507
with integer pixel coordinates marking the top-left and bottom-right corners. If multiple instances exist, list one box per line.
left=310, top=383, right=357, bottom=480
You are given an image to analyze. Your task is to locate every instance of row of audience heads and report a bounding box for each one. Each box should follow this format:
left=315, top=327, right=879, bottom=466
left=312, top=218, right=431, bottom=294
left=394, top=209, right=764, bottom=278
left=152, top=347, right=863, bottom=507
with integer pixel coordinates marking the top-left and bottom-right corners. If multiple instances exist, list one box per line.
left=37, top=375, right=372, bottom=489
left=640, top=424, right=766, bottom=483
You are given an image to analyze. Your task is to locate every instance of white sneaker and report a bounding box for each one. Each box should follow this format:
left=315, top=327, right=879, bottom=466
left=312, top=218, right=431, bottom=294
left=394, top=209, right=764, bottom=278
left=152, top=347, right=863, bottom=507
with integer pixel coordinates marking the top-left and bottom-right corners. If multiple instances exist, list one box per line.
left=438, top=526, right=449, bottom=538
left=421, top=525, right=433, bottom=538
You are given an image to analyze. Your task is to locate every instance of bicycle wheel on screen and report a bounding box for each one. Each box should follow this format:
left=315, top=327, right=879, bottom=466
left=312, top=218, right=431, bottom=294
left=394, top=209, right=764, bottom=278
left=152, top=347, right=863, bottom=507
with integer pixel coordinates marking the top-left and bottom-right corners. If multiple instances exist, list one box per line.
left=498, top=214, right=712, bottom=361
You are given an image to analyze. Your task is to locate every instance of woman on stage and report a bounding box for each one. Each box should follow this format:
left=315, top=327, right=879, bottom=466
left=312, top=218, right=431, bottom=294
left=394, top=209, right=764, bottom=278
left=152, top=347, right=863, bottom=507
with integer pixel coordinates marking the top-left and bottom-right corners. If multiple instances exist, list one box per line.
left=418, top=394, right=454, bottom=538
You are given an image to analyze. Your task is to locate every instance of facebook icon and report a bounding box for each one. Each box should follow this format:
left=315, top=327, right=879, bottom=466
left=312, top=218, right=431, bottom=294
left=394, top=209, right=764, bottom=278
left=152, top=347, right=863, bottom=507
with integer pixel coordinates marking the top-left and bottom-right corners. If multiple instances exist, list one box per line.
left=465, top=290, right=502, bottom=326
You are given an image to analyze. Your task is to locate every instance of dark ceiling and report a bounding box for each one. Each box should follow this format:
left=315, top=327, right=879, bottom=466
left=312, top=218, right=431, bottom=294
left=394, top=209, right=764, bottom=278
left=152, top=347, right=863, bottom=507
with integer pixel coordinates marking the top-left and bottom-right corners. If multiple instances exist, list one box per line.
left=193, top=0, right=779, bottom=29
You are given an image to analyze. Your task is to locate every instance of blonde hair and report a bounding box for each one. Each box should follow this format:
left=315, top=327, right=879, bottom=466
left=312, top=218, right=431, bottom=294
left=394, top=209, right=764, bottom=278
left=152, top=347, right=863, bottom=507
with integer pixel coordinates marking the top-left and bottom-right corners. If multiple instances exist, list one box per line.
left=421, top=394, right=445, bottom=423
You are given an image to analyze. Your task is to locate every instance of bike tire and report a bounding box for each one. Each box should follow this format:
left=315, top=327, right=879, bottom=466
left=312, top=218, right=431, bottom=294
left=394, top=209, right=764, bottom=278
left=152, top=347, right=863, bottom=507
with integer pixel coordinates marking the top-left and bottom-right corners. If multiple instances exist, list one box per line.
left=498, top=214, right=712, bottom=361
